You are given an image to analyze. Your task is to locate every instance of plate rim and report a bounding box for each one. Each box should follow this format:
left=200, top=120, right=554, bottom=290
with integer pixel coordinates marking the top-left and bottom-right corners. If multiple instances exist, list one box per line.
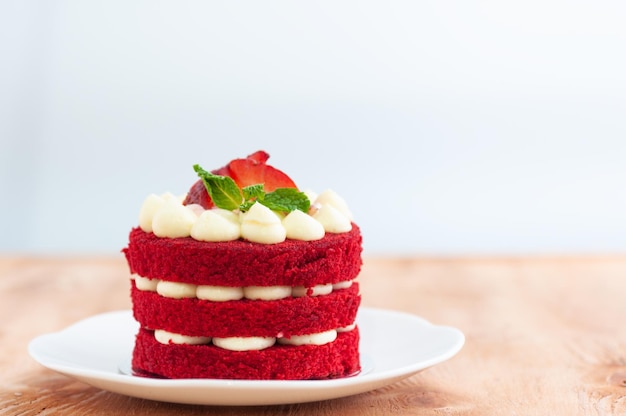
left=28, top=307, right=465, bottom=405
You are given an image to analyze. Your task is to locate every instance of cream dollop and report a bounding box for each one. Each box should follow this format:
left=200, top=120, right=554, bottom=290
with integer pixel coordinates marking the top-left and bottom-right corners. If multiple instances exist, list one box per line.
left=337, top=323, right=356, bottom=332
left=151, top=199, right=198, bottom=238
left=138, top=194, right=165, bottom=232
left=312, top=204, right=352, bottom=233
left=196, top=285, right=244, bottom=302
left=243, top=285, right=292, bottom=301
left=191, top=209, right=241, bottom=242
left=277, top=329, right=337, bottom=346
left=315, top=189, right=353, bottom=221
left=332, top=280, right=353, bottom=290
left=156, top=281, right=197, bottom=299
left=155, top=329, right=211, bottom=345
left=240, top=203, right=286, bottom=244
left=212, top=336, right=276, bottom=351
left=292, top=283, right=333, bottom=297
left=135, top=276, right=160, bottom=292
left=303, top=189, right=318, bottom=205
left=282, top=209, right=325, bottom=241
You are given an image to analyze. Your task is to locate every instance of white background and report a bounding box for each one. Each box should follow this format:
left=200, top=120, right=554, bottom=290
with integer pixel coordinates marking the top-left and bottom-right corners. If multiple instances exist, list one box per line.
left=1, top=1, right=625, bottom=255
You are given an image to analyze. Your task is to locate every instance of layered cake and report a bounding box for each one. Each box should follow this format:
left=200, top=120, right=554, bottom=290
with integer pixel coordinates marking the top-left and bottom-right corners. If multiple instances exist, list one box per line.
left=123, top=151, right=363, bottom=380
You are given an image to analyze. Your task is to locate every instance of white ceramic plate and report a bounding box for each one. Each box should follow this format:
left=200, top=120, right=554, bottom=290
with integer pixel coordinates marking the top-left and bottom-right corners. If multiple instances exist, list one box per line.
left=28, top=307, right=464, bottom=406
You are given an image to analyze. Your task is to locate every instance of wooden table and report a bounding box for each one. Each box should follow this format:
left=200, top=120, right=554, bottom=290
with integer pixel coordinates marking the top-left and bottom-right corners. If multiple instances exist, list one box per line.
left=2, top=255, right=626, bottom=415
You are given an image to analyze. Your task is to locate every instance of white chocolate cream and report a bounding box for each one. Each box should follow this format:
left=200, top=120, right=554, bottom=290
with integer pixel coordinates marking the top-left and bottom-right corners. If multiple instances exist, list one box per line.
left=138, top=188, right=353, bottom=244
left=151, top=199, right=199, bottom=239
left=292, top=284, right=333, bottom=297
left=337, top=323, right=356, bottom=333
left=242, top=285, right=292, bottom=301
left=314, top=189, right=353, bottom=221
left=191, top=209, right=241, bottom=242
left=155, top=329, right=211, bottom=345
left=135, top=275, right=159, bottom=292
left=156, top=281, right=197, bottom=299
left=332, top=280, right=353, bottom=290
left=282, top=209, right=325, bottom=241
left=136, top=278, right=355, bottom=301
left=277, top=329, right=337, bottom=346
left=196, top=285, right=244, bottom=302
left=312, top=204, right=352, bottom=233
left=153, top=326, right=353, bottom=351
left=240, top=203, right=286, bottom=244
left=212, top=336, right=276, bottom=351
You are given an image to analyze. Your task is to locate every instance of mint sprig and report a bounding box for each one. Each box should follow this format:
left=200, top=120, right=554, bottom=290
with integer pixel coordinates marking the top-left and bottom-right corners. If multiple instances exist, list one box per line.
left=193, top=165, right=242, bottom=210
left=193, top=164, right=310, bottom=213
left=262, top=188, right=311, bottom=212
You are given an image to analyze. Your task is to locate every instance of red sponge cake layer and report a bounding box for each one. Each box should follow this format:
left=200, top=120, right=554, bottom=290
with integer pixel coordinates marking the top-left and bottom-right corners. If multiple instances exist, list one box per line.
left=132, top=327, right=360, bottom=380
left=124, top=225, right=362, bottom=287
left=132, top=282, right=360, bottom=338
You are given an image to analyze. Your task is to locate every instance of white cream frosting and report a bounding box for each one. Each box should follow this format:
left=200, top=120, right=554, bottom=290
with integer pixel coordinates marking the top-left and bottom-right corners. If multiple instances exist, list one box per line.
left=302, top=189, right=318, bottom=205
left=337, top=323, right=356, bottom=333
left=243, top=285, right=293, bottom=301
left=240, top=203, right=286, bottom=244
left=138, top=194, right=165, bottom=232
left=153, top=326, right=353, bottom=350
left=138, top=187, right=353, bottom=244
left=196, top=285, right=244, bottom=302
left=156, top=281, right=197, bottom=299
left=185, top=203, right=206, bottom=217
left=154, top=329, right=211, bottom=345
left=292, top=283, right=333, bottom=297
left=138, top=279, right=355, bottom=300
left=282, top=209, right=325, bottom=241
left=312, top=204, right=352, bottom=233
left=277, top=329, right=337, bottom=346
left=191, top=209, right=241, bottom=242
left=314, top=189, right=353, bottom=221
left=152, top=199, right=198, bottom=238
left=135, top=275, right=160, bottom=292
left=212, top=336, right=276, bottom=351
left=332, top=280, right=353, bottom=290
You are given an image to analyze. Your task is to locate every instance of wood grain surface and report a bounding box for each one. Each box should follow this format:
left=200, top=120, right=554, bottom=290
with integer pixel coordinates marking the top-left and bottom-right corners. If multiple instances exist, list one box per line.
left=1, top=255, right=626, bottom=415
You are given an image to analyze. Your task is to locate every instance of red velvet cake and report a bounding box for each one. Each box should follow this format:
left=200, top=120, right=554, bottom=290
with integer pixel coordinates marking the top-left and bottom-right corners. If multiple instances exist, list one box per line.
left=123, top=151, right=363, bottom=380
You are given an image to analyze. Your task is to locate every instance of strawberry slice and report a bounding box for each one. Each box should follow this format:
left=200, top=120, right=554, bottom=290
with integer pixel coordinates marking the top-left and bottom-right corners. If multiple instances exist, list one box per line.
left=183, top=151, right=297, bottom=208
left=182, top=179, right=214, bottom=209
left=246, top=150, right=270, bottom=164
left=228, top=152, right=297, bottom=192
left=209, top=150, right=268, bottom=179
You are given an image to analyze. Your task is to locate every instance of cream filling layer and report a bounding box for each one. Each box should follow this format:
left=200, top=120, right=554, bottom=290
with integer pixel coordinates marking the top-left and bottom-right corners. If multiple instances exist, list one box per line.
left=152, top=326, right=355, bottom=351
left=133, top=276, right=354, bottom=301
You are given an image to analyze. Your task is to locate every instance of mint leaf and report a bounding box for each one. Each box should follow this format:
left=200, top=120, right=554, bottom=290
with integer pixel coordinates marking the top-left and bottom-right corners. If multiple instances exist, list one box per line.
left=239, top=200, right=257, bottom=212
left=243, top=184, right=265, bottom=201
left=193, top=164, right=242, bottom=211
left=262, top=188, right=310, bottom=213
